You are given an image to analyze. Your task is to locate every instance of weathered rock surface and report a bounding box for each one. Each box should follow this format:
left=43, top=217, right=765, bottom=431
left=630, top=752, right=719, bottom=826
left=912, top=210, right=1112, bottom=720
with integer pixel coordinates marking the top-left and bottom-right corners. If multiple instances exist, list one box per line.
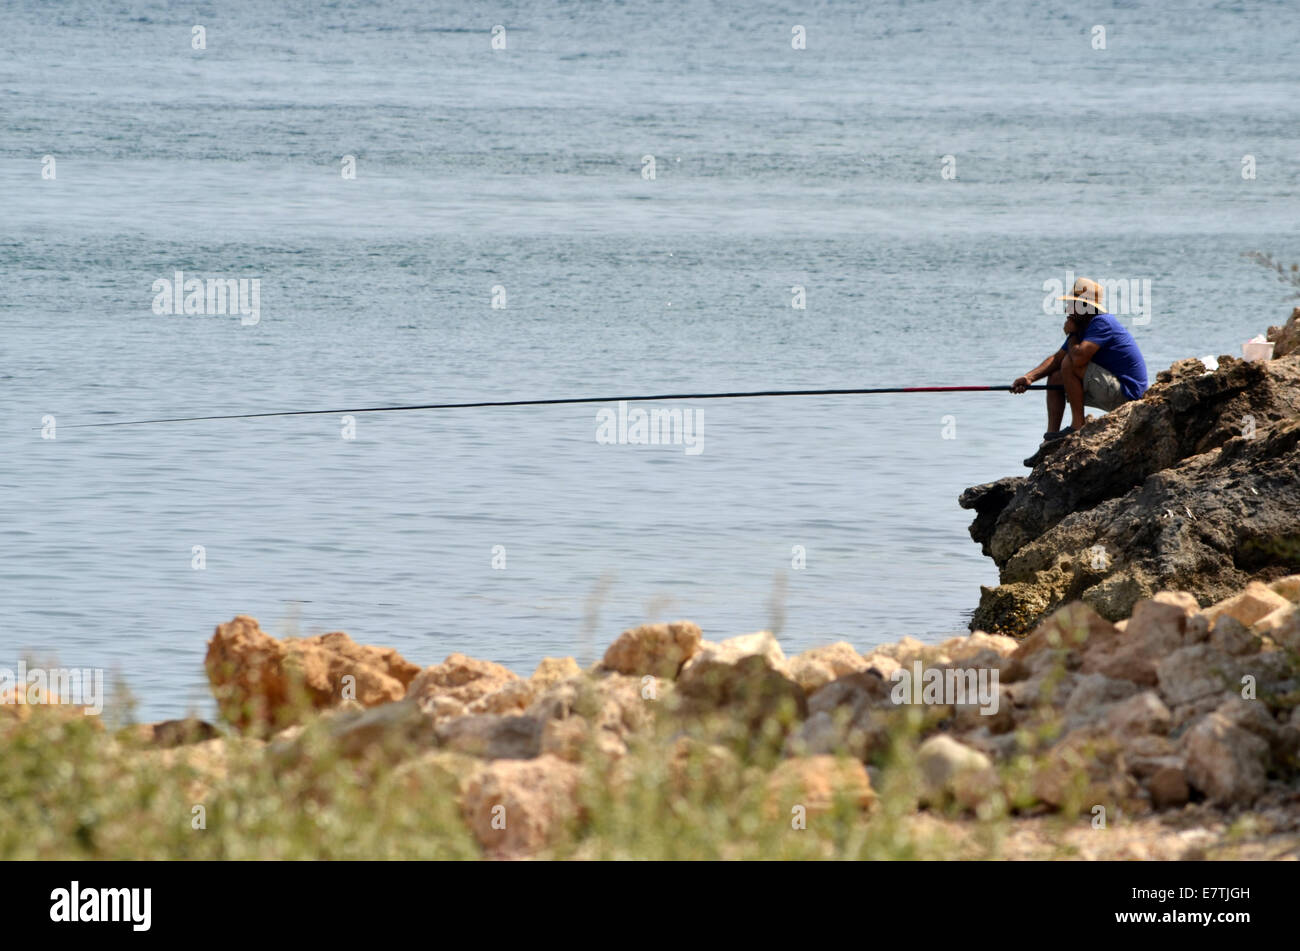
left=673, top=631, right=807, bottom=729
left=916, top=735, right=999, bottom=810
left=1266, top=306, right=1300, bottom=358
left=436, top=713, right=543, bottom=760
left=599, top=621, right=701, bottom=679
left=461, top=755, right=582, bottom=856
left=788, top=642, right=869, bottom=693
left=527, top=672, right=654, bottom=760
left=960, top=350, right=1300, bottom=634
left=205, top=616, right=420, bottom=732
left=405, top=654, right=520, bottom=711
left=764, top=755, right=875, bottom=817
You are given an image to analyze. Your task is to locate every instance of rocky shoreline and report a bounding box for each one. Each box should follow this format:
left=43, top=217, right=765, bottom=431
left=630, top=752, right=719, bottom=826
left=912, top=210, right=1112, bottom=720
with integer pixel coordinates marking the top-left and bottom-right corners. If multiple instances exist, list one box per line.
left=960, top=307, right=1300, bottom=636
left=8, top=309, right=1300, bottom=860
left=182, top=568, right=1300, bottom=857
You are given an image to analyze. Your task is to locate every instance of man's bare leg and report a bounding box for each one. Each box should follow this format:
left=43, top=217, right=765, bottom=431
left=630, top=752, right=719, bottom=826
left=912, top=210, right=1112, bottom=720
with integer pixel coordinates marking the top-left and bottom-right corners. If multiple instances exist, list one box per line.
left=1047, top=367, right=1065, bottom=432
left=1062, top=351, right=1086, bottom=429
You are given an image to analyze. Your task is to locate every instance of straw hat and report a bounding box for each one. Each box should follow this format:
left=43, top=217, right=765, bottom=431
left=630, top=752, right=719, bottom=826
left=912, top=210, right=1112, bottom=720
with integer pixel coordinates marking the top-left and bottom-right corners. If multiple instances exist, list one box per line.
left=1057, top=277, right=1107, bottom=314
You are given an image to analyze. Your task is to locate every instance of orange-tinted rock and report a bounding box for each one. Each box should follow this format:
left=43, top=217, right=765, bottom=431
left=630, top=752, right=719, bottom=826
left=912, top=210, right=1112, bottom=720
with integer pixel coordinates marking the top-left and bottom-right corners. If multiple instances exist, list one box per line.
left=205, top=615, right=419, bottom=732
left=405, top=653, right=520, bottom=711
left=461, top=755, right=582, bottom=856
left=600, top=621, right=702, bottom=679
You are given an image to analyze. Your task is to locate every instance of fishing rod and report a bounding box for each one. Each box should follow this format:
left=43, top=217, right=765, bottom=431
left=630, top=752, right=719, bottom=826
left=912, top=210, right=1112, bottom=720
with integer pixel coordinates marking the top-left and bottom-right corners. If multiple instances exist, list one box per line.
left=65, top=384, right=1065, bottom=429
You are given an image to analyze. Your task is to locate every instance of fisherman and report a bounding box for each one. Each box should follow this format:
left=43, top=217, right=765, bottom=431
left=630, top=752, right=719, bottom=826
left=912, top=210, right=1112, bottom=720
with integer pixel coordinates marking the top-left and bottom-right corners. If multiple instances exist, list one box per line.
left=1012, top=277, right=1148, bottom=466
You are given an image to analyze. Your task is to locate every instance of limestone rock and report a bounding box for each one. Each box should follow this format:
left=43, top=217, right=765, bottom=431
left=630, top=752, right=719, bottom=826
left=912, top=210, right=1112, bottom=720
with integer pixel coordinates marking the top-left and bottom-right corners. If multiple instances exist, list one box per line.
left=435, top=714, right=543, bottom=760
left=1101, top=691, right=1172, bottom=737
left=599, top=621, right=702, bottom=679
left=467, top=679, right=536, bottom=716
left=788, top=642, right=868, bottom=694
left=1266, top=307, right=1300, bottom=358
left=1032, top=728, right=1140, bottom=810
left=461, top=755, right=582, bottom=856
left=916, top=735, right=999, bottom=810
left=530, top=657, right=581, bottom=689
left=205, top=615, right=420, bottom=732
left=1061, top=674, right=1140, bottom=731
left=1268, top=573, right=1300, bottom=603
left=674, top=631, right=807, bottom=729
left=526, top=672, right=653, bottom=756
left=406, top=654, right=520, bottom=711
left=1182, top=710, right=1270, bottom=805
left=1203, top=581, right=1292, bottom=629
left=764, top=755, right=875, bottom=817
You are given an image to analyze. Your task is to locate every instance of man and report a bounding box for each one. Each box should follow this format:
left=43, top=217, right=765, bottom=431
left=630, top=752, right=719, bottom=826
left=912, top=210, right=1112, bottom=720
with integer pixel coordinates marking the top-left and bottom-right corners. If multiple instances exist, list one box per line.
left=1012, top=277, right=1148, bottom=466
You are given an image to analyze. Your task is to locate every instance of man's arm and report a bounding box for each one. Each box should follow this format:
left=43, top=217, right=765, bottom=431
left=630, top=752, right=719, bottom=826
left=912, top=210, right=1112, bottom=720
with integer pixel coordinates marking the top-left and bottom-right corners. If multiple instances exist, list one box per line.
left=1011, top=349, right=1065, bottom=393
left=1065, top=336, right=1100, bottom=369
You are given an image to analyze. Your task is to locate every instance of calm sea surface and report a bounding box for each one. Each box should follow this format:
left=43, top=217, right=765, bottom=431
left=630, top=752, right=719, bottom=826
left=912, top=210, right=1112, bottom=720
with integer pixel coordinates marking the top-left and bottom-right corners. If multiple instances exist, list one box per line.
left=3, top=0, right=1299, bottom=719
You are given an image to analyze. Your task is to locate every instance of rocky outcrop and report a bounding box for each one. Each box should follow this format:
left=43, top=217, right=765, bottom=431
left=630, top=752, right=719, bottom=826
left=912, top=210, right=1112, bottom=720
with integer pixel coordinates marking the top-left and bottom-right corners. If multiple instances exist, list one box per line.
left=204, top=616, right=420, bottom=732
left=1266, top=307, right=1300, bottom=358
left=960, top=348, right=1300, bottom=634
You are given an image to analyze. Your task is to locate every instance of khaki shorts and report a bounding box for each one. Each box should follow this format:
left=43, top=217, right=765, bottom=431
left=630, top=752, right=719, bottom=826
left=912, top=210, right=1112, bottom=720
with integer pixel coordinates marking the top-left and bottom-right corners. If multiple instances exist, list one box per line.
left=1083, top=361, right=1127, bottom=412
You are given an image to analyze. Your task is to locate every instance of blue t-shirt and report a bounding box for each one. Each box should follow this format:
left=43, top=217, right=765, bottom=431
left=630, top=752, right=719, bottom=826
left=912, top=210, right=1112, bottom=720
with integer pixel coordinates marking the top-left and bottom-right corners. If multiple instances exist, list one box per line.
left=1060, top=312, right=1148, bottom=400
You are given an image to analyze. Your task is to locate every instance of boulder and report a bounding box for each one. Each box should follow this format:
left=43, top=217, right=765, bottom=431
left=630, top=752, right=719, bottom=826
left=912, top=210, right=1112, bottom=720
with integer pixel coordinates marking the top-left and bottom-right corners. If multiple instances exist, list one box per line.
left=1101, top=691, right=1172, bottom=737
left=1266, top=307, right=1300, bottom=358
left=916, top=735, right=999, bottom=810
left=1182, top=710, right=1270, bottom=805
left=319, top=697, right=436, bottom=761
left=204, top=615, right=420, bottom=732
left=526, top=672, right=653, bottom=757
left=1269, top=573, right=1300, bottom=603
left=1078, top=595, right=1207, bottom=685
left=530, top=657, right=581, bottom=689
left=1031, top=728, right=1140, bottom=811
left=461, top=755, right=582, bottom=856
left=1012, top=602, right=1120, bottom=662
left=1061, top=674, right=1141, bottom=730
left=939, top=630, right=1020, bottom=660
left=788, top=642, right=869, bottom=693
left=674, top=631, right=807, bottom=729
left=1145, top=764, right=1191, bottom=809
left=1155, top=644, right=1291, bottom=708
left=435, top=714, right=543, bottom=760
left=599, top=621, right=702, bottom=679
left=467, top=679, right=536, bottom=716
left=406, top=654, right=519, bottom=711
left=1202, top=581, right=1293, bottom=629
left=764, top=755, right=875, bottom=817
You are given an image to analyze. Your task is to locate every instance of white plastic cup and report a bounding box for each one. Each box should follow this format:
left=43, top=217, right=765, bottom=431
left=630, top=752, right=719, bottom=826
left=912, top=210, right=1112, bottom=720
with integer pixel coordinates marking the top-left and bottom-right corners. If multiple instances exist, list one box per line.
left=1243, top=340, right=1275, bottom=362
